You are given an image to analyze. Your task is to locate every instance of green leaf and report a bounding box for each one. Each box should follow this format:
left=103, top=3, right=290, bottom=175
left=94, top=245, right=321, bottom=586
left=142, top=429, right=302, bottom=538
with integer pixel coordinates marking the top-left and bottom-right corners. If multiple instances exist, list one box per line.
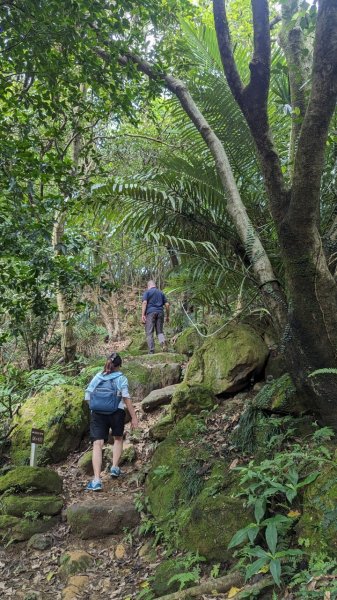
left=245, top=558, right=268, bottom=581
left=228, top=526, right=250, bottom=549
left=265, top=522, right=278, bottom=555
left=270, top=559, right=281, bottom=586
left=254, top=498, right=266, bottom=523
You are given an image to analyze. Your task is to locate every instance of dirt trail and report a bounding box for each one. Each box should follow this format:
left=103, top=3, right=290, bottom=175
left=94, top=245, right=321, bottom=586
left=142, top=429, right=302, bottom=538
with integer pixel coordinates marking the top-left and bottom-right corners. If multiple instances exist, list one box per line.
left=0, top=402, right=163, bottom=600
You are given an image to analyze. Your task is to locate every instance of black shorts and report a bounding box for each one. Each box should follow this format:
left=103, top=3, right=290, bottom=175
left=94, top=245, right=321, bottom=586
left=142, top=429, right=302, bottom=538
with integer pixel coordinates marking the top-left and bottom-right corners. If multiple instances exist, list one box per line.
left=90, top=409, right=125, bottom=442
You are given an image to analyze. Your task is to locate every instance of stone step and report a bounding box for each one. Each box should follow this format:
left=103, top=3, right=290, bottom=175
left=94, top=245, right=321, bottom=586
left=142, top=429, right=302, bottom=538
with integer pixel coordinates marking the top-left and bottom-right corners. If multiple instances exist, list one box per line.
left=141, top=384, right=180, bottom=412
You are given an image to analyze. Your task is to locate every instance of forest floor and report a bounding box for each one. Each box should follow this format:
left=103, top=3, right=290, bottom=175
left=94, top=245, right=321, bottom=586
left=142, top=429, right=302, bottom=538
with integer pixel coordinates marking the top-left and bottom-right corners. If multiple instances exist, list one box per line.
left=0, top=383, right=248, bottom=600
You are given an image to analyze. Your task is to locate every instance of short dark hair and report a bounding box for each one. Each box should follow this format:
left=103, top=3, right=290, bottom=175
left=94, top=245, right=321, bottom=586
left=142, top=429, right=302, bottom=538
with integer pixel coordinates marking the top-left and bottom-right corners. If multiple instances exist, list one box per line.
left=102, top=352, right=122, bottom=374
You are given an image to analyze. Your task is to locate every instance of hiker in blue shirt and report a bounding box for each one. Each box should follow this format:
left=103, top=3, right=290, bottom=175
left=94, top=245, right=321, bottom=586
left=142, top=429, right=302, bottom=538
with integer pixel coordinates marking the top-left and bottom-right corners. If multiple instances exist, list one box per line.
left=85, top=352, right=138, bottom=491
left=141, top=280, right=170, bottom=354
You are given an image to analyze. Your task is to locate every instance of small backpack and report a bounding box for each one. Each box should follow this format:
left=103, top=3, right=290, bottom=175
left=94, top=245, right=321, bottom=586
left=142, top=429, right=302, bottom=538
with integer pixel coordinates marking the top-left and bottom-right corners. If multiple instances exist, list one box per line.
left=89, top=374, right=121, bottom=413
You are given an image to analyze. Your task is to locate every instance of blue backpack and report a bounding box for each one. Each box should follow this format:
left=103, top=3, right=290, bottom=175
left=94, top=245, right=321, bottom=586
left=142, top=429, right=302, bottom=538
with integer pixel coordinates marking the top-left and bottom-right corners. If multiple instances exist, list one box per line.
left=89, top=374, right=121, bottom=413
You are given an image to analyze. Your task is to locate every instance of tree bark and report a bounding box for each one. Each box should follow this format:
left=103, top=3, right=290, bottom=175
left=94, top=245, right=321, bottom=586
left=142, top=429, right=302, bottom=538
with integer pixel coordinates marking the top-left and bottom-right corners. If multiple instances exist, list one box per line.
left=213, top=0, right=337, bottom=426
left=52, top=211, right=77, bottom=364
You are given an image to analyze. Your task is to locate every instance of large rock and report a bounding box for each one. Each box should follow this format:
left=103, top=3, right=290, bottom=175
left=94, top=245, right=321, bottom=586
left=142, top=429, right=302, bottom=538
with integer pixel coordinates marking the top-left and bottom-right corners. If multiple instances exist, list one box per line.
left=10, top=386, right=89, bottom=465
left=184, top=324, right=269, bottom=395
left=146, top=415, right=251, bottom=560
left=0, top=514, right=58, bottom=541
left=59, top=550, right=94, bottom=579
left=123, top=356, right=182, bottom=399
left=297, top=462, right=337, bottom=556
left=141, top=384, right=179, bottom=412
left=171, top=383, right=216, bottom=419
left=149, top=411, right=175, bottom=441
left=260, top=373, right=305, bottom=414
left=0, top=466, right=62, bottom=495
left=67, top=497, right=139, bottom=539
left=174, top=327, right=203, bottom=356
left=1, top=494, right=63, bottom=517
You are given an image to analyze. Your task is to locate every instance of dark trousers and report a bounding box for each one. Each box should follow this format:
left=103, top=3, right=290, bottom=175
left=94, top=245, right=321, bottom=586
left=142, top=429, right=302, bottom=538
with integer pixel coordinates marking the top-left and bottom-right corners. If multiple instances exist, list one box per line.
left=145, top=312, right=165, bottom=352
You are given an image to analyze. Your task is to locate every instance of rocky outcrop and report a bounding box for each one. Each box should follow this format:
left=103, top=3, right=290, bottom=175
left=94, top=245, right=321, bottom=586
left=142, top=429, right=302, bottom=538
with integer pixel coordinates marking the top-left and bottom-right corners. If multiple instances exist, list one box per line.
left=146, top=414, right=252, bottom=560
left=141, top=384, right=180, bottom=412
left=184, top=324, right=269, bottom=395
left=67, top=497, right=139, bottom=539
left=174, top=326, right=203, bottom=356
left=10, top=385, right=89, bottom=465
left=0, top=467, right=63, bottom=542
left=171, top=383, right=216, bottom=419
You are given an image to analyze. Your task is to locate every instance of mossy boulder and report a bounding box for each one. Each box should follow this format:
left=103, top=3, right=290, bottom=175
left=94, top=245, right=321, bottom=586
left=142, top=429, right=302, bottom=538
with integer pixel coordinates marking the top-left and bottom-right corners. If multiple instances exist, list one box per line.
left=152, top=559, right=189, bottom=596
left=123, top=358, right=182, bottom=399
left=171, top=383, right=216, bottom=419
left=0, top=494, right=63, bottom=517
left=149, top=411, right=175, bottom=441
left=0, top=466, right=62, bottom=495
left=174, top=327, right=203, bottom=356
left=184, top=324, right=269, bottom=395
left=0, top=513, right=58, bottom=541
left=146, top=416, right=250, bottom=560
left=297, top=464, right=337, bottom=556
left=59, top=550, right=94, bottom=579
left=141, top=384, right=179, bottom=412
left=78, top=451, right=95, bottom=475
left=67, top=498, right=139, bottom=539
left=253, top=374, right=305, bottom=414
left=180, top=463, right=251, bottom=560
left=10, top=385, right=89, bottom=465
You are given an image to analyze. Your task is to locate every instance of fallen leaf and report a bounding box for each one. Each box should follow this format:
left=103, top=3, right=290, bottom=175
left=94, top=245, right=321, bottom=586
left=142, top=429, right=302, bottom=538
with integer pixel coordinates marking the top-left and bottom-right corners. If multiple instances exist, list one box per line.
left=227, top=586, right=242, bottom=598
left=115, top=544, right=126, bottom=559
left=46, top=572, right=56, bottom=582
left=287, top=510, right=301, bottom=518
left=229, top=459, right=239, bottom=470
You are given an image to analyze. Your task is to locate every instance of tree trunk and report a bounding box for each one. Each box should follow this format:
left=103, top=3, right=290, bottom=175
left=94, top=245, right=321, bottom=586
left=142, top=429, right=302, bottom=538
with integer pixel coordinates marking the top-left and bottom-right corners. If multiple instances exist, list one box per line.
left=52, top=211, right=77, bottom=364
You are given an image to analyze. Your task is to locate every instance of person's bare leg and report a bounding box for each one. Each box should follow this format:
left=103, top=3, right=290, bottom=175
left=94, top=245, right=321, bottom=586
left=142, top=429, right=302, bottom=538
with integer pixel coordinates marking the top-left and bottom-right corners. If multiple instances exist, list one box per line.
left=92, top=439, right=104, bottom=480
left=112, top=436, right=123, bottom=467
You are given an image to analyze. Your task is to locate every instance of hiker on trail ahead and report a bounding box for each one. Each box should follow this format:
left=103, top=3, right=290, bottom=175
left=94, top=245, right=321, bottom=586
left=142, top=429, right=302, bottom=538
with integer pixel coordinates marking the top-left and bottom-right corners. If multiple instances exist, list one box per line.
left=85, top=352, right=138, bottom=492
left=141, top=280, right=170, bottom=354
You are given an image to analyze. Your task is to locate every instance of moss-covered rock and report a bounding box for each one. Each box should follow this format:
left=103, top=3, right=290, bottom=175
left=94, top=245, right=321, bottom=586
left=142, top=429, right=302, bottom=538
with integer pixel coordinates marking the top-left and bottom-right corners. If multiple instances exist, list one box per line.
left=297, top=464, right=337, bottom=556
left=10, top=385, right=89, bottom=465
left=146, top=416, right=250, bottom=560
left=0, top=494, right=63, bottom=517
left=0, top=466, right=62, bottom=495
left=120, top=445, right=137, bottom=465
left=123, top=359, right=182, bottom=399
left=184, top=324, right=269, bottom=395
left=180, top=463, right=251, bottom=560
left=174, top=327, right=203, bottom=356
left=152, top=559, right=187, bottom=596
left=171, top=383, right=216, bottom=419
left=67, top=498, right=139, bottom=539
left=149, top=411, right=175, bottom=441
left=0, top=513, right=58, bottom=541
left=59, top=550, right=94, bottom=579
left=253, top=374, right=305, bottom=414
left=78, top=451, right=94, bottom=475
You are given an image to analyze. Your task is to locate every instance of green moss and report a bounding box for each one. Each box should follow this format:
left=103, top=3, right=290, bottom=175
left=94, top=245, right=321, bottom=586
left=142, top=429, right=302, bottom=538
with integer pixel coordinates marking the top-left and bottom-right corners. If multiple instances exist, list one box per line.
left=0, top=466, right=62, bottom=494
left=66, top=507, right=92, bottom=532
left=149, top=411, right=175, bottom=441
left=297, top=465, right=337, bottom=556
left=13, top=516, right=58, bottom=541
left=0, top=495, right=63, bottom=517
left=152, top=559, right=185, bottom=596
left=180, top=462, right=251, bottom=560
left=10, top=385, right=89, bottom=465
left=0, top=513, right=58, bottom=542
left=120, top=446, right=137, bottom=465
left=171, top=383, right=215, bottom=419
left=59, top=550, right=94, bottom=579
left=78, top=451, right=94, bottom=475
left=123, top=360, right=182, bottom=398
left=174, top=327, right=203, bottom=356
left=184, top=324, right=269, bottom=395
left=253, top=374, right=305, bottom=414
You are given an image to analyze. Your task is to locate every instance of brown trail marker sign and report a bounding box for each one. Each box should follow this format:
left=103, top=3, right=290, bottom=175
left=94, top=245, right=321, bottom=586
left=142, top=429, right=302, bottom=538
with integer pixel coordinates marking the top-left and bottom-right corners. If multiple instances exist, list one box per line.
left=30, top=428, right=45, bottom=467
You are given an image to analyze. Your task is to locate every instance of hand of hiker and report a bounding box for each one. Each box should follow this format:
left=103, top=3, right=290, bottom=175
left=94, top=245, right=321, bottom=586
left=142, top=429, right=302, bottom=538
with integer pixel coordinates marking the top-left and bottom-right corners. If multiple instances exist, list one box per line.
left=141, top=315, right=146, bottom=324
left=131, top=417, right=139, bottom=429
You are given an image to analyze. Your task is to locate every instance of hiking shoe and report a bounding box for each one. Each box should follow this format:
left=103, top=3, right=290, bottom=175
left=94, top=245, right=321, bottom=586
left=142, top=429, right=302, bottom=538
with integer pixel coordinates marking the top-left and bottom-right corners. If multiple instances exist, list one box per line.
left=86, top=480, right=102, bottom=492
left=110, top=466, right=121, bottom=478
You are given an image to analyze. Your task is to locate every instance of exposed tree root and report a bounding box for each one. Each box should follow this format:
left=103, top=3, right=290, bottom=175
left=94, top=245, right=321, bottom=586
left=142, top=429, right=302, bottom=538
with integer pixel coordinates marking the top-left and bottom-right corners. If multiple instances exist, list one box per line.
left=155, top=571, right=243, bottom=600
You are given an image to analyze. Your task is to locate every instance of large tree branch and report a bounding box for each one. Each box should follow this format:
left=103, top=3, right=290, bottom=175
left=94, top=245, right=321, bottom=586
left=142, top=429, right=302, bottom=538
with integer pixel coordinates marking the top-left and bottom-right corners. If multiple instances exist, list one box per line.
left=212, top=0, right=288, bottom=224
left=290, top=0, right=337, bottom=225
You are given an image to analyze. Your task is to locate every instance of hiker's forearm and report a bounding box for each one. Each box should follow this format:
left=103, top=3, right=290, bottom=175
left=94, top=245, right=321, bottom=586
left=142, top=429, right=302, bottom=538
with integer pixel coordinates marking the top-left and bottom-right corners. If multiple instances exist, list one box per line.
left=124, top=398, right=137, bottom=420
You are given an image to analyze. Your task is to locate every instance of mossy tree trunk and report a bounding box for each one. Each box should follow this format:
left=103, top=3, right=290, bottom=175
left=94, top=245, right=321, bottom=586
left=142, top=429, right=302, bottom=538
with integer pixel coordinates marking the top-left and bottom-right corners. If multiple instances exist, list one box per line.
left=212, top=0, right=337, bottom=426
